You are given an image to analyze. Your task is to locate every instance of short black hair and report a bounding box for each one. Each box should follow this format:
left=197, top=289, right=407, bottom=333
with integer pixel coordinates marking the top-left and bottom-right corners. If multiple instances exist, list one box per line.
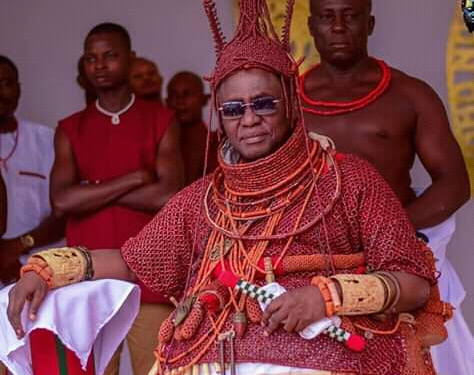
left=0, top=55, right=19, bottom=80
left=310, top=0, right=372, bottom=14
left=85, top=22, right=131, bottom=51
left=167, top=71, right=205, bottom=94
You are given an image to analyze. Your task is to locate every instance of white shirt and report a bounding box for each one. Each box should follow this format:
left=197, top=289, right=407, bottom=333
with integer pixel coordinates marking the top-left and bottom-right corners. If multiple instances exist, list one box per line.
left=0, top=118, right=63, bottom=266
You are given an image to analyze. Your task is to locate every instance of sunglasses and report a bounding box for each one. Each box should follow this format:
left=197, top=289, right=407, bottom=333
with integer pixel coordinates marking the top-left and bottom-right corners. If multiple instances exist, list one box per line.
left=218, top=96, right=280, bottom=119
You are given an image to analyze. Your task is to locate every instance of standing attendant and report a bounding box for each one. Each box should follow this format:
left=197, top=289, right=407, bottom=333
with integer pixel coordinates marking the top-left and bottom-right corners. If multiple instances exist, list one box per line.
left=301, top=1, right=473, bottom=373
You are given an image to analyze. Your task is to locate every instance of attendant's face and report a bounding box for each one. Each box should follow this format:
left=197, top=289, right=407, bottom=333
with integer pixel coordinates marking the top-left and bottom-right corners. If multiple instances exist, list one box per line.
left=0, top=64, right=20, bottom=119
left=217, top=68, right=291, bottom=162
left=83, top=32, right=132, bottom=91
left=167, top=76, right=207, bottom=125
left=129, top=60, right=162, bottom=100
left=308, top=0, right=374, bottom=66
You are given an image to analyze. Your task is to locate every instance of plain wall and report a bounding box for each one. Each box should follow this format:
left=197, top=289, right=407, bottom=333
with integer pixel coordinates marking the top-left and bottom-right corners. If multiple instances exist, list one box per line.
left=1, top=0, right=472, bottom=331
left=0, top=0, right=235, bottom=126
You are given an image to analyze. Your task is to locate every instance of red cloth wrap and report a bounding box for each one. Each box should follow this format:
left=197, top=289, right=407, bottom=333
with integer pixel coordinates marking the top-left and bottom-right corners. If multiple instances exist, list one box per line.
left=30, top=329, right=95, bottom=375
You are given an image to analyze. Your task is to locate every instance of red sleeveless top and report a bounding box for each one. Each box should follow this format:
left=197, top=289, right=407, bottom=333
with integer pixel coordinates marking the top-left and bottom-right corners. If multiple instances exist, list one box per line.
left=59, top=99, right=174, bottom=303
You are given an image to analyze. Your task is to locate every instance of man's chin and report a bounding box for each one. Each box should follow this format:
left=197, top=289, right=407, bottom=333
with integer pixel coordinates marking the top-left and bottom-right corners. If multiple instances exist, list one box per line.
left=141, top=92, right=161, bottom=101
left=325, top=52, right=358, bottom=67
left=93, top=81, right=123, bottom=92
left=239, top=145, right=272, bottom=162
left=176, top=114, right=200, bottom=126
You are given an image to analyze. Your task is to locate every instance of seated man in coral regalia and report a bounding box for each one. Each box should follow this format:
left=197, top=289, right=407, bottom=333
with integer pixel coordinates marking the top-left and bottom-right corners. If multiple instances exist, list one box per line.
left=5, top=1, right=449, bottom=374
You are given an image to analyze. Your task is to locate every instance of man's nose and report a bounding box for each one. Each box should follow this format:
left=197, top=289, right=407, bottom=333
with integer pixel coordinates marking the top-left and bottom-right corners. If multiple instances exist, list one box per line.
left=240, top=104, right=259, bottom=126
left=94, top=58, right=106, bottom=70
left=332, top=15, right=346, bottom=32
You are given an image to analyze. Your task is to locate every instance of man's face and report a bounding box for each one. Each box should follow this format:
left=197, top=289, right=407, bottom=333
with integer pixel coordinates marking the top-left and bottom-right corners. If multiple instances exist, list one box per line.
left=129, top=59, right=162, bottom=100
left=308, top=0, right=374, bottom=66
left=83, top=32, right=132, bottom=91
left=217, top=68, right=291, bottom=162
left=0, top=64, right=20, bottom=120
left=167, top=76, right=207, bottom=125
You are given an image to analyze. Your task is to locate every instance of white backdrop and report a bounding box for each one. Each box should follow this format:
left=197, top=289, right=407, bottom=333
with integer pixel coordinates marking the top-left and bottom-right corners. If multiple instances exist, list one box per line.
left=0, top=0, right=472, bottom=331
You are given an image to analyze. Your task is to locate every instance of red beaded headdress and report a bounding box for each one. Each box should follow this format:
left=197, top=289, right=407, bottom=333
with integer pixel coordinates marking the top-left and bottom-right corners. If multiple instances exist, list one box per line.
left=204, top=0, right=299, bottom=119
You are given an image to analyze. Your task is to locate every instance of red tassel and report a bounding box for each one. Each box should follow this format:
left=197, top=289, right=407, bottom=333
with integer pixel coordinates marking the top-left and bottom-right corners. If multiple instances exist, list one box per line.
left=218, top=271, right=240, bottom=288
left=233, top=311, right=248, bottom=338
left=346, top=334, right=366, bottom=352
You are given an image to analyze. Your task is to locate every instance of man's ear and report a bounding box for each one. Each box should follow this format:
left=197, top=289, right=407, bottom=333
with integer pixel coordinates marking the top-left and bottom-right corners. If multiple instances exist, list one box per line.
left=368, top=16, right=375, bottom=36
left=77, top=75, right=85, bottom=88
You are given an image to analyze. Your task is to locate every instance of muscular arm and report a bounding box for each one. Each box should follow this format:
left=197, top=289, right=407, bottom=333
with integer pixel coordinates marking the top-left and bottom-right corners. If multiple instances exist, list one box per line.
left=50, top=127, right=151, bottom=217
left=405, top=79, right=470, bottom=229
left=117, top=121, right=184, bottom=212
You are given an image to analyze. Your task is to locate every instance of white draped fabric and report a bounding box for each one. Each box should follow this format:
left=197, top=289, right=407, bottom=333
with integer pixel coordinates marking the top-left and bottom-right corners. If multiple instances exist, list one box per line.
left=420, top=217, right=474, bottom=375
left=0, top=280, right=140, bottom=375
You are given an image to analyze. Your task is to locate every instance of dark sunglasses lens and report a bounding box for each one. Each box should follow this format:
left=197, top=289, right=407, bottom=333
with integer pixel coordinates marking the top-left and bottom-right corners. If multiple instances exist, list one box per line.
left=253, top=97, right=277, bottom=114
left=221, top=102, right=244, bottom=117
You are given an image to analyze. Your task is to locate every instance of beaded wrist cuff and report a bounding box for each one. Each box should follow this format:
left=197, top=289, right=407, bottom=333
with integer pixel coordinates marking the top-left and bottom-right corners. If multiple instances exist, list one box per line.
left=330, top=274, right=386, bottom=316
left=311, top=276, right=341, bottom=317
left=20, top=247, right=93, bottom=289
left=20, top=257, right=54, bottom=288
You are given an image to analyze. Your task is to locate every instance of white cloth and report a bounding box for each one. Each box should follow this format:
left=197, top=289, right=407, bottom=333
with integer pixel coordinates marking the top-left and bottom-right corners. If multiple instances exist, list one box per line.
left=419, top=217, right=474, bottom=375
left=0, top=119, right=64, bottom=266
left=0, top=279, right=140, bottom=375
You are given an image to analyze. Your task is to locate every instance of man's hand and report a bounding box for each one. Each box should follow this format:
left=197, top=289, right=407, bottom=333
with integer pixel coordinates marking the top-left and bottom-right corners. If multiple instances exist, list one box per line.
left=7, top=272, right=49, bottom=339
left=0, top=238, right=23, bottom=284
left=261, top=285, right=326, bottom=335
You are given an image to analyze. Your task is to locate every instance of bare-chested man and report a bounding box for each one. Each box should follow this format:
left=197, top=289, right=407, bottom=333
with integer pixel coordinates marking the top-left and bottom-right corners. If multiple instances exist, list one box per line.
left=302, top=0, right=473, bottom=374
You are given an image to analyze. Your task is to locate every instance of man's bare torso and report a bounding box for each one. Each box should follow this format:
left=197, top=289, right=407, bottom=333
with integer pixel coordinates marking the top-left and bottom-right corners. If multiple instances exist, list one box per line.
left=303, top=68, right=419, bottom=205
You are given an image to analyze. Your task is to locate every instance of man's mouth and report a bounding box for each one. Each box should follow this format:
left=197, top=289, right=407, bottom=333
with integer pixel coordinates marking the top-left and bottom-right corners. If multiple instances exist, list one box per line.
left=242, top=134, right=267, bottom=144
left=94, top=75, right=111, bottom=83
left=330, top=42, right=349, bottom=48
left=330, top=42, right=348, bottom=48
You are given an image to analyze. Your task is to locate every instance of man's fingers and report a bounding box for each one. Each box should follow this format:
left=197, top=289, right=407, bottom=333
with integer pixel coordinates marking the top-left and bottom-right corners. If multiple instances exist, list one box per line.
left=7, top=287, right=27, bottom=338
left=261, top=298, right=283, bottom=326
left=283, top=315, right=298, bottom=333
left=264, top=308, right=287, bottom=336
left=28, top=285, right=47, bottom=321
